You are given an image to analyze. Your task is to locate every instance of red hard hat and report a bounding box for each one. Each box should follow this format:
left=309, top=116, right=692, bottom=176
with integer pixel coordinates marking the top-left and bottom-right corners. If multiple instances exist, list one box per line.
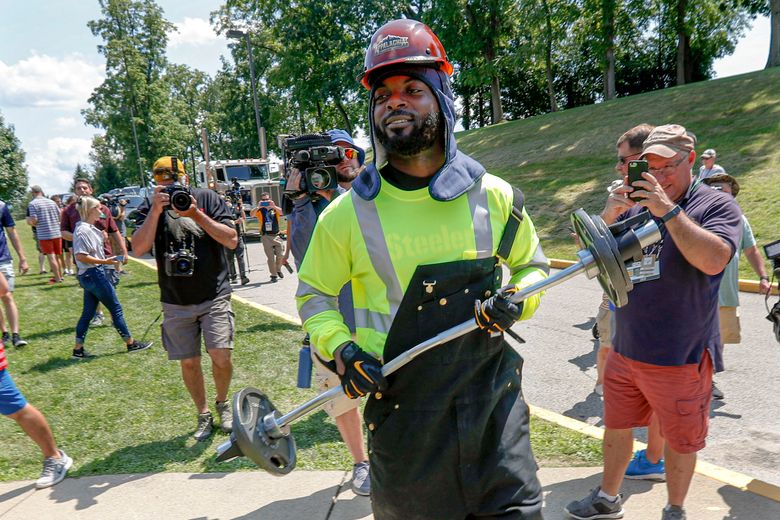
left=360, top=19, right=453, bottom=89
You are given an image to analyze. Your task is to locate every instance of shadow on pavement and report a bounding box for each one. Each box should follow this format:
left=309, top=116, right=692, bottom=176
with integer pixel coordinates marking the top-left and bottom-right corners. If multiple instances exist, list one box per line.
left=48, top=434, right=210, bottom=510
left=0, top=482, right=34, bottom=504
left=232, top=486, right=341, bottom=520
left=562, top=392, right=604, bottom=427
left=542, top=472, right=655, bottom=516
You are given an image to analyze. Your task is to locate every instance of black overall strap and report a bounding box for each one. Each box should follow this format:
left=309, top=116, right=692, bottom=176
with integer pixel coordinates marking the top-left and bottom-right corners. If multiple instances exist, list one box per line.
left=496, top=186, right=525, bottom=261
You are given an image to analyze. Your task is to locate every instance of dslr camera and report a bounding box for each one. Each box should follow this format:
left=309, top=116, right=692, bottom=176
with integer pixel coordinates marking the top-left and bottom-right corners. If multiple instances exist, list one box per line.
left=164, top=247, right=196, bottom=277
left=164, top=183, right=193, bottom=212
left=764, top=239, right=780, bottom=345
left=279, top=133, right=344, bottom=194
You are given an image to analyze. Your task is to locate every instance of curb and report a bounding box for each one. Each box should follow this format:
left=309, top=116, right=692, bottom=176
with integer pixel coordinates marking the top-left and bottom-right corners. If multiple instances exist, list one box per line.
left=529, top=405, right=780, bottom=503
left=548, top=258, right=778, bottom=295
left=129, top=256, right=779, bottom=503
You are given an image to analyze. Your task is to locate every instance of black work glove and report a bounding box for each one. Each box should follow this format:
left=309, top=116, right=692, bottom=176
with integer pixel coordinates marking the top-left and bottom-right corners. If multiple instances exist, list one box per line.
left=474, top=285, right=524, bottom=334
left=332, top=342, right=387, bottom=399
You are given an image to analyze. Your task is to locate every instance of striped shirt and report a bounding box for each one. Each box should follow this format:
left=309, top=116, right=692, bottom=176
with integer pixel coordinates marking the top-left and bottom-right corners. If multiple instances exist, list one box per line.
left=73, top=221, right=106, bottom=275
left=27, top=197, right=62, bottom=240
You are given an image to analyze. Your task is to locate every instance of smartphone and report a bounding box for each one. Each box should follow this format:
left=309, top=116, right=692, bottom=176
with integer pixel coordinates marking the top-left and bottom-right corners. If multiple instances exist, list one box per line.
left=627, top=160, right=648, bottom=202
left=260, top=201, right=270, bottom=207
left=114, top=255, right=124, bottom=263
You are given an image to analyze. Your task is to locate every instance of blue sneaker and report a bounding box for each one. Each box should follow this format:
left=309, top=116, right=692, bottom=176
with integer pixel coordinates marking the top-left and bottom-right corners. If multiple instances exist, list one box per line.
left=625, top=449, right=665, bottom=481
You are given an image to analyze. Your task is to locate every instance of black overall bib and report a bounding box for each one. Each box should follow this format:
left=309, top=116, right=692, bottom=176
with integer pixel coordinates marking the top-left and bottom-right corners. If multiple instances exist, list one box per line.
left=365, top=256, right=544, bottom=520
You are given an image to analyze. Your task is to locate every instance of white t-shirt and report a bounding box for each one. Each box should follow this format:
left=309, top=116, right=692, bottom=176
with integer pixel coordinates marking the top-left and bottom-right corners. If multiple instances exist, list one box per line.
left=698, top=164, right=726, bottom=180
left=73, top=221, right=106, bottom=275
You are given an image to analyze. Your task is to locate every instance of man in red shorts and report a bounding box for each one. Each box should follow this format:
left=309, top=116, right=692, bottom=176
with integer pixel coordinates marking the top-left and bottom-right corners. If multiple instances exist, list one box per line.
left=26, top=186, right=63, bottom=283
left=565, top=125, right=742, bottom=520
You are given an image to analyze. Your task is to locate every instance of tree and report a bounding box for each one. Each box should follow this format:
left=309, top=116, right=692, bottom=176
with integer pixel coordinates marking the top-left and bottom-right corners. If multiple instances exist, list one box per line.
left=70, top=164, right=92, bottom=191
left=0, top=112, right=29, bottom=205
left=84, top=0, right=174, bottom=184
left=767, top=0, right=780, bottom=67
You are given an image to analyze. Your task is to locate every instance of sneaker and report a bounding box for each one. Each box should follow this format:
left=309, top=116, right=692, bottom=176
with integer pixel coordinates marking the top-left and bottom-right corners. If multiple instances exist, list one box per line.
left=564, top=487, right=624, bottom=519
left=351, top=461, right=370, bottom=496
left=277, top=270, right=284, bottom=279
left=241, top=277, right=250, bottom=286
left=1, top=331, right=9, bottom=345
left=12, top=333, right=28, bottom=348
left=35, top=450, right=73, bottom=489
left=215, top=400, right=233, bottom=433
left=47, top=277, right=58, bottom=284
left=270, top=275, right=278, bottom=283
left=39, top=269, right=47, bottom=275
left=72, top=348, right=96, bottom=360
left=661, top=505, right=686, bottom=520
left=90, top=313, right=106, bottom=327
left=625, top=449, right=665, bottom=481
left=230, top=277, right=238, bottom=284
left=712, top=381, right=724, bottom=400
left=193, top=411, right=213, bottom=441
left=127, top=340, right=153, bottom=353
left=283, top=262, right=294, bottom=274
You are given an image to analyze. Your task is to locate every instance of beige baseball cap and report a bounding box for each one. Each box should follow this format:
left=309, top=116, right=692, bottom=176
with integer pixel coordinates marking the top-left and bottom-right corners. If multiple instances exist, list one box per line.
left=641, top=124, right=695, bottom=159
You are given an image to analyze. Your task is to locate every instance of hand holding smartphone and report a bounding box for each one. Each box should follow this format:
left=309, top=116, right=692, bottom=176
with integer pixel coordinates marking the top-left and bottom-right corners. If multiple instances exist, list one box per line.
left=627, top=160, right=648, bottom=202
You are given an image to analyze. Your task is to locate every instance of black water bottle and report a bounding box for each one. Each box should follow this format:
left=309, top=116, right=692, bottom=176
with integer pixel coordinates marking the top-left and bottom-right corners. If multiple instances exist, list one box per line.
left=297, top=335, right=312, bottom=388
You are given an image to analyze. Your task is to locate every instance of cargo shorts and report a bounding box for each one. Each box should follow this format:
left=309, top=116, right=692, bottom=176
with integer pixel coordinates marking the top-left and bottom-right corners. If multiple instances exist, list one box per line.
left=161, top=294, right=234, bottom=360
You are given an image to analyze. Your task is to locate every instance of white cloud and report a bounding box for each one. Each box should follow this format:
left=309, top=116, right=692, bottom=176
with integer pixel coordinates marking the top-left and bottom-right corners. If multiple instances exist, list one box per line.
left=169, top=17, right=222, bottom=48
left=0, top=52, right=103, bottom=110
left=54, top=116, right=80, bottom=128
left=27, top=137, right=93, bottom=195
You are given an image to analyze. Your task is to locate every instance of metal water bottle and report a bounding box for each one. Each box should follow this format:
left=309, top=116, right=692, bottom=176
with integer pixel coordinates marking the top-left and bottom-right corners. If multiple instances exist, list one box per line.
left=297, top=335, right=312, bottom=388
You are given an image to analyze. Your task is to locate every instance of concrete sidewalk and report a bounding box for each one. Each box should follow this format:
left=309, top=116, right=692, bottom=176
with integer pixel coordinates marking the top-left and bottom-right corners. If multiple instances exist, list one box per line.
left=2, top=467, right=779, bottom=519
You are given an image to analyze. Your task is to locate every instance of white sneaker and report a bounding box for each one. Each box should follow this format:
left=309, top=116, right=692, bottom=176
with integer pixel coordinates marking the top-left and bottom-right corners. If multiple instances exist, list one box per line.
left=35, top=450, right=73, bottom=489
left=351, top=461, right=370, bottom=496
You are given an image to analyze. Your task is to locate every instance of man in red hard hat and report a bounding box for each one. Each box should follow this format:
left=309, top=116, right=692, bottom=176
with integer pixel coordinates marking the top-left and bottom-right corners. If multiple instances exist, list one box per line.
left=297, top=19, right=547, bottom=519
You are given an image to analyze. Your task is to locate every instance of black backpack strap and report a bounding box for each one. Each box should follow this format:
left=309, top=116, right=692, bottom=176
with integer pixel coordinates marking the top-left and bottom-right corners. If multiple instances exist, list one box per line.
left=496, top=186, right=525, bottom=261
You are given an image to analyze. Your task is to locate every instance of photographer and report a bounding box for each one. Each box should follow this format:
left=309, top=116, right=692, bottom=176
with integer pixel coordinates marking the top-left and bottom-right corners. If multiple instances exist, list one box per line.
left=249, top=193, right=285, bottom=283
left=224, top=196, right=249, bottom=286
left=284, top=129, right=370, bottom=496
left=131, top=156, right=238, bottom=441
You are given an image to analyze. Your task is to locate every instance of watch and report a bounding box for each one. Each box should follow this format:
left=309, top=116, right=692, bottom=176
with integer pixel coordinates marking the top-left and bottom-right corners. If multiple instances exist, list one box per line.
left=661, top=204, right=682, bottom=223
left=760, top=276, right=769, bottom=281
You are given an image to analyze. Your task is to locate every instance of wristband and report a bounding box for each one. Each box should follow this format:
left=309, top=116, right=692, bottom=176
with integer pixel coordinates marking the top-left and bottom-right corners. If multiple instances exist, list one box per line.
left=661, top=204, right=682, bottom=223
left=760, top=276, right=769, bottom=281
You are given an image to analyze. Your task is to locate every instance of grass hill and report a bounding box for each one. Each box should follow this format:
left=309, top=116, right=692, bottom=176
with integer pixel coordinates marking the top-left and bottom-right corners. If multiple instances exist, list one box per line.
left=456, top=66, right=780, bottom=279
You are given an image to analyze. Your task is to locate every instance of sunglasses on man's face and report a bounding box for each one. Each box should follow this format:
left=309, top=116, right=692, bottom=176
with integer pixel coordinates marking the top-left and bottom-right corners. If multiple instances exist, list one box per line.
left=342, top=148, right=359, bottom=160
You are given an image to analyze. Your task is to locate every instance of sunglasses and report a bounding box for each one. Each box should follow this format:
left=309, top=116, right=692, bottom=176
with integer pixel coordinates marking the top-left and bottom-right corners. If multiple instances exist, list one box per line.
left=342, top=148, right=359, bottom=160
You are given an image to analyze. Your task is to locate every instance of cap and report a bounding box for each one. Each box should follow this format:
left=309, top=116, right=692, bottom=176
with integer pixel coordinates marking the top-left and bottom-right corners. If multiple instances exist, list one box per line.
left=702, top=172, right=739, bottom=196
left=641, top=124, right=695, bottom=159
left=152, top=156, right=185, bottom=180
left=701, top=148, right=716, bottom=158
left=327, top=129, right=366, bottom=165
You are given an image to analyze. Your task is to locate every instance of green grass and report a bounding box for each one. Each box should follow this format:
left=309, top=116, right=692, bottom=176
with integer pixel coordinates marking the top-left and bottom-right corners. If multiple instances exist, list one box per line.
left=455, top=67, right=780, bottom=279
left=0, top=225, right=601, bottom=482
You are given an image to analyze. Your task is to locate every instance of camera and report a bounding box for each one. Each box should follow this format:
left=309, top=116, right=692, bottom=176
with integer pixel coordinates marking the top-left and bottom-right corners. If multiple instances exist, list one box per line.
left=164, top=183, right=192, bottom=212
left=225, top=178, right=243, bottom=205
left=279, top=133, right=344, bottom=194
left=164, top=248, right=196, bottom=277
left=763, top=239, right=780, bottom=345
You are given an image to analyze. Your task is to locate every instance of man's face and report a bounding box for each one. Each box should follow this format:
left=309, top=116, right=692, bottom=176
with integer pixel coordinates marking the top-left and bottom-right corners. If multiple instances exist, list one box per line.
left=74, top=182, right=93, bottom=197
left=702, top=156, right=715, bottom=168
left=333, top=140, right=361, bottom=183
left=373, top=75, right=441, bottom=157
left=645, top=151, right=695, bottom=202
left=615, top=141, right=642, bottom=179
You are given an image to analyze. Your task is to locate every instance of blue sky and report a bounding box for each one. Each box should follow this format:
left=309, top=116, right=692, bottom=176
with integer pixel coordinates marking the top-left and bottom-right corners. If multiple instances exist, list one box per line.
left=0, top=2, right=772, bottom=194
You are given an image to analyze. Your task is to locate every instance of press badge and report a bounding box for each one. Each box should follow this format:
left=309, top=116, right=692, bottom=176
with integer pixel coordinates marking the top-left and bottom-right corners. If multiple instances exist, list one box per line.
left=264, top=219, right=273, bottom=232
left=627, top=253, right=660, bottom=283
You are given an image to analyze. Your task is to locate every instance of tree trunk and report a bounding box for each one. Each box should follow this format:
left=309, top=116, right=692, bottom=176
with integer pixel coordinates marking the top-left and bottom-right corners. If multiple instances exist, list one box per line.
left=334, top=99, right=353, bottom=136
left=490, top=74, right=503, bottom=124
left=602, top=0, right=616, bottom=100
left=675, top=0, right=689, bottom=85
left=768, top=0, right=780, bottom=68
left=477, top=88, right=486, bottom=128
left=315, top=100, right=324, bottom=131
left=541, top=0, right=558, bottom=112
left=462, top=88, right=472, bottom=130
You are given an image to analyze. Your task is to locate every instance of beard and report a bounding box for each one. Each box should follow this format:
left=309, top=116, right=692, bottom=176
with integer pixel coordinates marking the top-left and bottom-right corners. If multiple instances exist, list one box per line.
left=375, top=110, right=441, bottom=158
left=336, top=166, right=360, bottom=183
left=165, top=211, right=205, bottom=242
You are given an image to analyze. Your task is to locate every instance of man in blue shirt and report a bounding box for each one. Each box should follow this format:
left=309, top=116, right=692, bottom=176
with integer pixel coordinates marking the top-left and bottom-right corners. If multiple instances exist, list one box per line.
left=0, top=200, right=29, bottom=347
left=566, top=125, right=742, bottom=520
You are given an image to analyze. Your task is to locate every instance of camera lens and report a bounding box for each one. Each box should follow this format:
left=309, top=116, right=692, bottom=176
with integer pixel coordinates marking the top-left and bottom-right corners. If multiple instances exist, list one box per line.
left=308, top=168, right=332, bottom=190
left=176, top=258, right=192, bottom=273
left=171, top=191, right=191, bottom=211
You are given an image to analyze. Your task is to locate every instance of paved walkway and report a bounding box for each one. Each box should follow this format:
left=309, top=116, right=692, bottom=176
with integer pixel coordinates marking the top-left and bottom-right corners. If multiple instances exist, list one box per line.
left=6, top=240, right=768, bottom=518
left=2, top=467, right=779, bottom=519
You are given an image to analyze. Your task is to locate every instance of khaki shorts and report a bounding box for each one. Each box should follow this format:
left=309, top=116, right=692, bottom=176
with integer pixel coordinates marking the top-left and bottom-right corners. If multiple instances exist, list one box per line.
left=596, top=305, right=613, bottom=348
left=719, top=306, right=741, bottom=344
left=161, top=294, right=234, bottom=360
left=312, top=350, right=360, bottom=418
